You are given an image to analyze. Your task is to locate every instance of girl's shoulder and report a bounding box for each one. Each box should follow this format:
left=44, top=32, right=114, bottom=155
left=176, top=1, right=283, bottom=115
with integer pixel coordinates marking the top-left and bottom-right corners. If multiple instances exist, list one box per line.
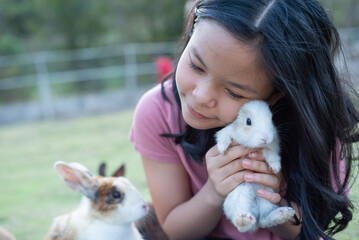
left=135, top=80, right=175, bottom=113
left=130, top=79, right=185, bottom=163
left=132, top=79, right=184, bottom=134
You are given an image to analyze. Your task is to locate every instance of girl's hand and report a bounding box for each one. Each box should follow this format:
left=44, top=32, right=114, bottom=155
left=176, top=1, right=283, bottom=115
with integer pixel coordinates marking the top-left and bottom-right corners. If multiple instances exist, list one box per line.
left=241, top=151, right=283, bottom=204
left=205, top=144, right=283, bottom=206
left=205, top=143, right=254, bottom=205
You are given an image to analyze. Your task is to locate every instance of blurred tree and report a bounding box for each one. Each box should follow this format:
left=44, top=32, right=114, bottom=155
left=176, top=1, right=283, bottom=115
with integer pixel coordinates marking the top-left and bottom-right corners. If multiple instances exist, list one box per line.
left=104, top=0, right=187, bottom=43
left=42, top=0, right=108, bottom=49
left=345, top=0, right=359, bottom=27
left=320, top=0, right=359, bottom=27
left=0, top=0, right=358, bottom=56
left=0, top=0, right=188, bottom=54
left=0, top=0, right=43, bottom=54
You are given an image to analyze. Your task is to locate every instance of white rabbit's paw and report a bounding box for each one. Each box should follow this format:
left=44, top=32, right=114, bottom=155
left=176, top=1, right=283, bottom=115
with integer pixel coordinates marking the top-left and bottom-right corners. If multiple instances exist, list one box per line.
left=274, top=207, right=296, bottom=223
left=233, top=213, right=256, bottom=232
left=217, top=143, right=229, bottom=154
left=259, top=207, right=296, bottom=228
left=268, top=161, right=281, bottom=174
left=216, top=130, right=232, bottom=154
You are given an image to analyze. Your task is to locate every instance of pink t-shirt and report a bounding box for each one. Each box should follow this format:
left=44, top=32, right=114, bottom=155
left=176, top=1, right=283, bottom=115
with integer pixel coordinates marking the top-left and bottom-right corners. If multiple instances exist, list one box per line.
left=129, top=80, right=347, bottom=240
left=130, top=81, right=286, bottom=239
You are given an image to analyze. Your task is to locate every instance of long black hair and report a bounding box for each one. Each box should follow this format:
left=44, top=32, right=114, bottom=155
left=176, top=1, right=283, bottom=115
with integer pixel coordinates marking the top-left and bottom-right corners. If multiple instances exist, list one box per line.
left=162, top=0, right=359, bottom=239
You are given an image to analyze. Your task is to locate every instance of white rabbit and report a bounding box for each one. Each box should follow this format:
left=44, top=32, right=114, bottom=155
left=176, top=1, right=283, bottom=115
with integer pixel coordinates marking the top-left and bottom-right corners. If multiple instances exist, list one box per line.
left=45, top=161, right=148, bottom=240
left=215, top=100, right=295, bottom=232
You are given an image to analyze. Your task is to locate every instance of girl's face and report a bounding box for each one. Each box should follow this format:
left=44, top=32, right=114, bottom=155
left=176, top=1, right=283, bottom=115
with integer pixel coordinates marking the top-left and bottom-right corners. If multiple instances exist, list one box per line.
left=176, top=21, right=280, bottom=130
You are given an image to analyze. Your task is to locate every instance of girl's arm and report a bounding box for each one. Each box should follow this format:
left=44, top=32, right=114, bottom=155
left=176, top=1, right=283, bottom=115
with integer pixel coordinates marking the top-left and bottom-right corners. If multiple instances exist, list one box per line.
left=141, top=157, right=224, bottom=240
left=142, top=144, right=302, bottom=240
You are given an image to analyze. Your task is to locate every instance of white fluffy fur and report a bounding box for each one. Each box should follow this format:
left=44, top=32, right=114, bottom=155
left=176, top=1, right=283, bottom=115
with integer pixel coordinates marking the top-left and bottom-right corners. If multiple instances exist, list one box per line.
left=45, top=161, right=147, bottom=240
left=216, top=100, right=295, bottom=232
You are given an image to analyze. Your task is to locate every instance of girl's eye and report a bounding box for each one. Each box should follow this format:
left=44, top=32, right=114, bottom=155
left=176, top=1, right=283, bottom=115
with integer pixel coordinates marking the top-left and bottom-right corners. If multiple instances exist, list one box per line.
left=188, top=55, right=204, bottom=73
left=189, top=61, right=204, bottom=72
left=225, top=88, right=243, bottom=100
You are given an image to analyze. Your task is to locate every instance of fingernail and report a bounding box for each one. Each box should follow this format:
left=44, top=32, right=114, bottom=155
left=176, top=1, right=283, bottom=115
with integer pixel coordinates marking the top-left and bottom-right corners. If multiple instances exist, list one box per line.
left=249, top=152, right=258, bottom=158
left=242, top=159, right=251, bottom=168
left=245, top=173, right=254, bottom=182
left=257, top=189, right=265, bottom=196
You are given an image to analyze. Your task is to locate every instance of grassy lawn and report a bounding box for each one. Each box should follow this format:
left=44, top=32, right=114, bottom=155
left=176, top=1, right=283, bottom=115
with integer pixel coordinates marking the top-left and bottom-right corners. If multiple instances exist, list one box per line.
left=0, top=109, right=358, bottom=239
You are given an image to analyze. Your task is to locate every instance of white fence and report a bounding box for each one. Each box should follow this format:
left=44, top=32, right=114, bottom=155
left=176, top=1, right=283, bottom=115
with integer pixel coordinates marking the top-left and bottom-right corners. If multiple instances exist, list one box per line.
left=0, top=42, right=176, bottom=124
left=0, top=28, right=358, bottom=125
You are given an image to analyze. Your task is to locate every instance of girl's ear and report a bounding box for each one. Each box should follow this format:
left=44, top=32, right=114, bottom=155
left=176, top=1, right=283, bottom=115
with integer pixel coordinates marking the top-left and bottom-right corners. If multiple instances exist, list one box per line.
left=267, top=91, right=285, bottom=106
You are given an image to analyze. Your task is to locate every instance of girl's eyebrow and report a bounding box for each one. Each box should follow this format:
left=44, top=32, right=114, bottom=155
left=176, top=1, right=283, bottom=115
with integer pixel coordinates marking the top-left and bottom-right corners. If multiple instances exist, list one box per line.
left=190, top=46, right=208, bottom=69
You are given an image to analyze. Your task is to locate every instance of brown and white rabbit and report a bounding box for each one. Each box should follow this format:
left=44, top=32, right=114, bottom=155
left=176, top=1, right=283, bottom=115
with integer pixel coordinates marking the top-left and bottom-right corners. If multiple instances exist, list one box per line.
left=0, top=226, right=16, bottom=240
left=216, top=100, right=295, bottom=232
left=98, top=162, right=169, bottom=240
left=45, top=161, right=148, bottom=240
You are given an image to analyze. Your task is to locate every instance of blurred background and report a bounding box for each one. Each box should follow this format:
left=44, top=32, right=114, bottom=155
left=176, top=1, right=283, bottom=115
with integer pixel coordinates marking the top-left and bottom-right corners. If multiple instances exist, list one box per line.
left=0, top=0, right=358, bottom=239
left=0, top=0, right=358, bottom=124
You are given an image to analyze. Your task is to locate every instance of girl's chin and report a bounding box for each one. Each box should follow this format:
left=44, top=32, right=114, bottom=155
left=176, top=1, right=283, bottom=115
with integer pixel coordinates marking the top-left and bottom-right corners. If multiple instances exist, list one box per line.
left=183, top=114, right=218, bottom=130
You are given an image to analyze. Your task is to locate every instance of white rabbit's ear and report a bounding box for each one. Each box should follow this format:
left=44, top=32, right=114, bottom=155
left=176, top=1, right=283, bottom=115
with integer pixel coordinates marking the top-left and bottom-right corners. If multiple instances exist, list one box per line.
left=54, top=161, right=98, bottom=200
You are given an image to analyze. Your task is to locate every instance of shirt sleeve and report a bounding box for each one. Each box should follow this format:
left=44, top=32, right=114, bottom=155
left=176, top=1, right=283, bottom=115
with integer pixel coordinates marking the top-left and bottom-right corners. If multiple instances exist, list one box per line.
left=129, top=85, right=181, bottom=164
left=331, top=141, right=350, bottom=195
left=280, top=140, right=349, bottom=197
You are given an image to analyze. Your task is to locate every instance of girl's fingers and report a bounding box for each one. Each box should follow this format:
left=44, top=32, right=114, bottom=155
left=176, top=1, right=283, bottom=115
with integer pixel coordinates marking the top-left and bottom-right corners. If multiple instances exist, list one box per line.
left=248, top=151, right=264, bottom=161
left=242, top=158, right=271, bottom=174
left=207, top=144, right=255, bottom=169
left=217, top=158, right=244, bottom=178
left=220, top=170, right=249, bottom=193
left=257, top=188, right=281, bottom=204
left=244, top=172, right=280, bottom=191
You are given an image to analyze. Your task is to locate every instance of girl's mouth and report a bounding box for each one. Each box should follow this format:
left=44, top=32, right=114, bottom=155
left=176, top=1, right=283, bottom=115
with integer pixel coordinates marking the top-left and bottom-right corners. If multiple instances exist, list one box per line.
left=187, top=104, right=209, bottom=119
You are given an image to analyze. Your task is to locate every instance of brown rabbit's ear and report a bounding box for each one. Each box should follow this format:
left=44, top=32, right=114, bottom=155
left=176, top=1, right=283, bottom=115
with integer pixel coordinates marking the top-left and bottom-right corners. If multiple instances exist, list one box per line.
left=99, top=162, right=106, bottom=177
left=112, top=164, right=125, bottom=177
left=54, top=161, right=98, bottom=201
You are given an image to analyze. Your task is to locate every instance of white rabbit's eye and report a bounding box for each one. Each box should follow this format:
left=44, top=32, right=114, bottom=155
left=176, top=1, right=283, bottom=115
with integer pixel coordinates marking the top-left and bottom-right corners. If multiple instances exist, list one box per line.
left=246, top=118, right=252, bottom=126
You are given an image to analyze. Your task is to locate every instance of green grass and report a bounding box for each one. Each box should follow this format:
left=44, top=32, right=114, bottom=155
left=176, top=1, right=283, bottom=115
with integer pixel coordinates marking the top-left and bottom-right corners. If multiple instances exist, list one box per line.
left=0, top=110, right=149, bottom=240
left=0, top=110, right=358, bottom=239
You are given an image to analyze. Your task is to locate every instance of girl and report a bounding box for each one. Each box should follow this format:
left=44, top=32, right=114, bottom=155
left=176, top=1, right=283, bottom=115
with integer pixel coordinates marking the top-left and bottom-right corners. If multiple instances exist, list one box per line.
left=130, top=0, right=359, bottom=239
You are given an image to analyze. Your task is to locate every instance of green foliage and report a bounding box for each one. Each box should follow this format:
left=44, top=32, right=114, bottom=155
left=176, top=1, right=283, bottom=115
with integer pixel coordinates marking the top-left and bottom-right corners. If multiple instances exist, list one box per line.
left=0, top=33, right=23, bottom=55
left=0, top=0, right=357, bottom=55
left=0, top=0, right=187, bottom=54
left=42, top=0, right=108, bottom=49
left=320, top=0, right=359, bottom=27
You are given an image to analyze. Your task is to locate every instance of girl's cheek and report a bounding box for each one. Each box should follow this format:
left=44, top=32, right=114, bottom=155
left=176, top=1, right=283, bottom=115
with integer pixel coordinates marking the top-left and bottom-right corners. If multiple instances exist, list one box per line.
left=217, top=101, right=243, bottom=124
left=176, top=61, right=196, bottom=93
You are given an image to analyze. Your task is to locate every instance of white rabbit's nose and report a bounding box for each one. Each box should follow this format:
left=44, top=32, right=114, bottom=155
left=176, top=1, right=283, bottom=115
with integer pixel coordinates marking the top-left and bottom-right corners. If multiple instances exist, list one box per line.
left=261, top=137, right=268, bottom=144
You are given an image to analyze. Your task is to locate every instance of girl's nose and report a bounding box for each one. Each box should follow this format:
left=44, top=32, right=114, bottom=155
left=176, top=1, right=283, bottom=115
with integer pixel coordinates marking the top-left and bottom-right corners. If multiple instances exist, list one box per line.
left=192, top=79, right=217, bottom=108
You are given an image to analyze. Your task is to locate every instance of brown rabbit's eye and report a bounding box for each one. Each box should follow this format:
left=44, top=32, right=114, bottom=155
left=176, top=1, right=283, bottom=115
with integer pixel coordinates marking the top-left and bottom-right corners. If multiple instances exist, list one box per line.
left=246, top=118, right=252, bottom=126
left=112, top=190, right=122, bottom=199
left=107, top=187, right=124, bottom=204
